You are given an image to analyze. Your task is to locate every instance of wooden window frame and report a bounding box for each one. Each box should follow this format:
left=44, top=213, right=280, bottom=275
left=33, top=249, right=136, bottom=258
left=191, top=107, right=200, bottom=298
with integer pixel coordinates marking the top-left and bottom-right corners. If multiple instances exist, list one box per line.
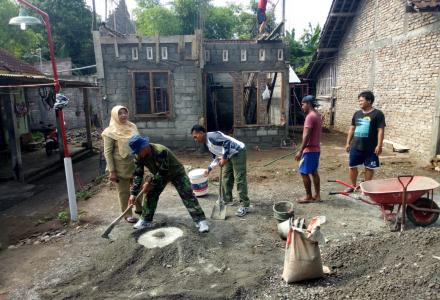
left=131, top=71, right=173, bottom=119
left=240, top=70, right=286, bottom=127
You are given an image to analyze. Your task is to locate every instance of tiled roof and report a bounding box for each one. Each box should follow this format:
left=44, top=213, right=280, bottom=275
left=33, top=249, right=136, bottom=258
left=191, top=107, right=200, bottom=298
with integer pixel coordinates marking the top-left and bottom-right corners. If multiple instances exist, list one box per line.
left=0, top=49, right=42, bottom=76
left=409, top=0, right=440, bottom=11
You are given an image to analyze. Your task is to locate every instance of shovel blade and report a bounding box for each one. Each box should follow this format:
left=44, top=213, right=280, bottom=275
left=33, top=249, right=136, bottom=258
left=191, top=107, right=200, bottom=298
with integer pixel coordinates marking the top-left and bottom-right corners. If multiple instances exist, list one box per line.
left=211, top=201, right=226, bottom=220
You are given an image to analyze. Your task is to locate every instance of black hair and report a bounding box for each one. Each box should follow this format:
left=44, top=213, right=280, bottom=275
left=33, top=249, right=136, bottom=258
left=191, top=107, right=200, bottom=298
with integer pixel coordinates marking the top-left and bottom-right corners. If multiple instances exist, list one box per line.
left=191, top=124, right=206, bottom=134
left=358, top=91, right=375, bottom=104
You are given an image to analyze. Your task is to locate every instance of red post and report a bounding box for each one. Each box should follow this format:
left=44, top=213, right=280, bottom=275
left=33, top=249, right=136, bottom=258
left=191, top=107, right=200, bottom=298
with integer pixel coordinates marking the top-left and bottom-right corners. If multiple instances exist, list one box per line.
left=17, top=0, right=68, bottom=157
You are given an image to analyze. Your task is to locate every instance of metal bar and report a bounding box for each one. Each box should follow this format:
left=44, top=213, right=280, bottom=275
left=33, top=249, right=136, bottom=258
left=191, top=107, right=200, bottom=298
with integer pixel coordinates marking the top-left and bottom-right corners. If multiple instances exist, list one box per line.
left=407, top=204, right=440, bottom=213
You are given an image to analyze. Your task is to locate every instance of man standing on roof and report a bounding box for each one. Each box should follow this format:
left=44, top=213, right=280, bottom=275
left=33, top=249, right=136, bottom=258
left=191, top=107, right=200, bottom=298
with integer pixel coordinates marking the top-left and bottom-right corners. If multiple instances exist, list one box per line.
left=191, top=125, right=250, bottom=217
left=345, top=91, right=386, bottom=191
left=257, top=0, right=273, bottom=35
left=128, top=135, right=209, bottom=233
left=295, top=95, right=322, bottom=204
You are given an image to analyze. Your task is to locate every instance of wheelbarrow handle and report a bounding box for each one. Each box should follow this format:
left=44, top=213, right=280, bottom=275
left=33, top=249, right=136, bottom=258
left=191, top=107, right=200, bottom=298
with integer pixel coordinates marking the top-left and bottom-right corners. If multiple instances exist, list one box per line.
left=397, top=175, right=414, bottom=190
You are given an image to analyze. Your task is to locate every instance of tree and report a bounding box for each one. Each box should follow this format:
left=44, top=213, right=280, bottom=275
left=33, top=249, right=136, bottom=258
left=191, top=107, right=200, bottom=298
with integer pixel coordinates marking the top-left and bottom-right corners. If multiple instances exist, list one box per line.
left=0, top=0, right=42, bottom=59
left=135, top=5, right=180, bottom=36
left=204, top=6, right=236, bottom=39
left=32, top=0, right=95, bottom=73
left=287, top=23, right=321, bottom=75
left=173, top=0, right=210, bottom=35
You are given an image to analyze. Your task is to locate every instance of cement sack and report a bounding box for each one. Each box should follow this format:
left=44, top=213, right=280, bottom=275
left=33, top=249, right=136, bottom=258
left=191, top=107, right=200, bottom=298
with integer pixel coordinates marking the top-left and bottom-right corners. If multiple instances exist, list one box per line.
left=282, top=219, right=324, bottom=283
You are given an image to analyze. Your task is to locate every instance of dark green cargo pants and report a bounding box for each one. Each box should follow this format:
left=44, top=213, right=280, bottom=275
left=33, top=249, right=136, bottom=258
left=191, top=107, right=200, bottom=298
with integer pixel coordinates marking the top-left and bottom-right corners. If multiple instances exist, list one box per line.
left=222, top=149, right=250, bottom=207
left=142, top=173, right=206, bottom=222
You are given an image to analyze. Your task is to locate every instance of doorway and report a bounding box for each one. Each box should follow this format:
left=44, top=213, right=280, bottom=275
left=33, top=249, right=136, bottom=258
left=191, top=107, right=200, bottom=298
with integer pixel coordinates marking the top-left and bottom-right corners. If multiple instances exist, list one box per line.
left=206, top=73, right=234, bottom=133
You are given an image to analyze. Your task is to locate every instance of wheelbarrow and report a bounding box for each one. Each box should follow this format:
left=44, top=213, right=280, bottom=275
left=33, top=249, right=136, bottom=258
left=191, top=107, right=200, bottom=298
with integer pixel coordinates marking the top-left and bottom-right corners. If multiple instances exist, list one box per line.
left=329, top=175, right=440, bottom=231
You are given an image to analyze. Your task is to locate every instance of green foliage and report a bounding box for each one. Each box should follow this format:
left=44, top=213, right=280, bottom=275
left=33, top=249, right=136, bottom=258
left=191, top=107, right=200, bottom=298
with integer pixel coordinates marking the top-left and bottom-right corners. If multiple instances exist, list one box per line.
left=204, top=6, right=236, bottom=39
left=287, top=23, right=321, bottom=75
left=57, top=211, right=68, bottom=224
left=135, top=5, right=180, bottom=36
left=135, top=0, right=272, bottom=40
left=0, top=0, right=95, bottom=72
left=32, top=0, right=95, bottom=73
left=0, top=0, right=43, bottom=58
left=32, top=131, right=44, bottom=142
left=76, top=189, right=92, bottom=201
left=137, top=0, right=161, bottom=8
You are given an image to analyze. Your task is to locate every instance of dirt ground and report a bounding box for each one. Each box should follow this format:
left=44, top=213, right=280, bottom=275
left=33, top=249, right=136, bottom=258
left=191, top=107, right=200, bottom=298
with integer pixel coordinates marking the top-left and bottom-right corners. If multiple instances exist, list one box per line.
left=1, top=132, right=440, bottom=300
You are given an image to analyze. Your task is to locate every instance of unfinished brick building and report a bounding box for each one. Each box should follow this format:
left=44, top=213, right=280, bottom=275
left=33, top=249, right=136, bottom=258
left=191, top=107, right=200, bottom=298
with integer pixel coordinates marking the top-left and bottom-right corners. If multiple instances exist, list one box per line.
left=93, top=2, right=290, bottom=149
left=306, top=0, right=440, bottom=161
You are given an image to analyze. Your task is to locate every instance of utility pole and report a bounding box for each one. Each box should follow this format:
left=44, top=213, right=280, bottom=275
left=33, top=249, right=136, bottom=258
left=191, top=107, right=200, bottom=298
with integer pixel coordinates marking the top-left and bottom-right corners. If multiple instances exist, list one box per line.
left=92, top=0, right=97, bottom=30
left=282, top=0, right=285, bottom=36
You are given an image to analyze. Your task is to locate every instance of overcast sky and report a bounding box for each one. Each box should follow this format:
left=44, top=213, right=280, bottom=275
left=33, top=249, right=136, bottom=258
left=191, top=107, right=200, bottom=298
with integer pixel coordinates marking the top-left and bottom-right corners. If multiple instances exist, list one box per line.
left=85, top=0, right=333, bottom=38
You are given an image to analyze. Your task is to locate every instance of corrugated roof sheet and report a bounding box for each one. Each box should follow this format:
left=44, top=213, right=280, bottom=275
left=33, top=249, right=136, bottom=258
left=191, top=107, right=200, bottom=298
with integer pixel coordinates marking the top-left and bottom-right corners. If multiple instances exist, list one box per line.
left=409, top=0, right=440, bottom=11
left=0, top=49, right=42, bottom=76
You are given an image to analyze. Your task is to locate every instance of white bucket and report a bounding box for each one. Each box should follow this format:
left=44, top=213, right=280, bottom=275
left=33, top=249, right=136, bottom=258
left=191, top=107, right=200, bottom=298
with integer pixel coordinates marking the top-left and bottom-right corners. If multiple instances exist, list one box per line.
left=188, top=168, right=209, bottom=197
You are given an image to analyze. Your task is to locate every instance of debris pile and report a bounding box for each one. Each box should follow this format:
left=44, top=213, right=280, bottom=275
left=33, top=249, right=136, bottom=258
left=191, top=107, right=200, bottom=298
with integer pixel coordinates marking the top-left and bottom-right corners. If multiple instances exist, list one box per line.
left=430, top=155, right=440, bottom=172
left=7, top=229, right=67, bottom=249
left=66, top=128, right=103, bottom=148
left=251, top=228, right=440, bottom=300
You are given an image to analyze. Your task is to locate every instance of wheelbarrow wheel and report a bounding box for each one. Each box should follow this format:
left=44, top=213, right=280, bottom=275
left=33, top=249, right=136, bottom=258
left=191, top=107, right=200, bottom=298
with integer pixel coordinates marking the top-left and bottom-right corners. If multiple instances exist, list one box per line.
left=406, top=197, right=439, bottom=227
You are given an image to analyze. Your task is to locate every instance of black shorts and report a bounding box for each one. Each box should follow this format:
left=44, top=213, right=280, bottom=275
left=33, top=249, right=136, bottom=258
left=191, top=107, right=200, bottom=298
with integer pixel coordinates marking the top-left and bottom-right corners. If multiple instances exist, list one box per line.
left=257, top=8, right=266, bottom=25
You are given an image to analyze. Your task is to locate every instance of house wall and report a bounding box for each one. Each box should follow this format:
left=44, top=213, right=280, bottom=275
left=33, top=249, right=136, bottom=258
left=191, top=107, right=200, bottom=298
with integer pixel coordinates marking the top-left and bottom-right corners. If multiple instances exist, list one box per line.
left=333, top=0, right=440, bottom=159
left=27, top=87, right=101, bottom=130
left=100, top=37, right=202, bottom=148
left=96, top=35, right=290, bottom=149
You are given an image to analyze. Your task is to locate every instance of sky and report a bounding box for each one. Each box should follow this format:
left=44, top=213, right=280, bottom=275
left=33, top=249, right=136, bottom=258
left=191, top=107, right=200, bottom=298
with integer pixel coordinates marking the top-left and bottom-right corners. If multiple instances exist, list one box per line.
left=85, top=0, right=333, bottom=38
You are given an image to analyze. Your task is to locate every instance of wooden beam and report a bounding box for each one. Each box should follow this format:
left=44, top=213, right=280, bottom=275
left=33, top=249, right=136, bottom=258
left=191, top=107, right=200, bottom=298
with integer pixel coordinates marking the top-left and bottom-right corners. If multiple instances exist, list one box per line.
left=329, top=12, right=357, bottom=17
left=318, top=48, right=338, bottom=52
left=5, top=93, right=23, bottom=182
left=83, top=88, right=92, bottom=149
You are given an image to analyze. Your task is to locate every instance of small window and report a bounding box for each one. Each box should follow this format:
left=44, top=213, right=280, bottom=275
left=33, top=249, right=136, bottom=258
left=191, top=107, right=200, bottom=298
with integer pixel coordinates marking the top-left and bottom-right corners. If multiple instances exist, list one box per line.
left=259, top=49, right=265, bottom=61
left=277, top=49, right=283, bottom=61
left=132, top=47, right=139, bottom=60
left=161, top=47, right=168, bottom=60
left=241, top=49, right=247, bottom=62
left=134, top=72, right=170, bottom=115
left=204, top=50, right=210, bottom=62
left=222, top=50, right=228, bottom=62
left=146, top=47, right=153, bottom=60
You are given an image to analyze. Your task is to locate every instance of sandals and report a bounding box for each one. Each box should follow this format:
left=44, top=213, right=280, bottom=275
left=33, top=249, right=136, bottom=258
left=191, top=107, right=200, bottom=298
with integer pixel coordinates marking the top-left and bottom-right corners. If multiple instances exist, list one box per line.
left=125, top=216, right=138, bottom=223
left=297, top=199, right=322, bottom=204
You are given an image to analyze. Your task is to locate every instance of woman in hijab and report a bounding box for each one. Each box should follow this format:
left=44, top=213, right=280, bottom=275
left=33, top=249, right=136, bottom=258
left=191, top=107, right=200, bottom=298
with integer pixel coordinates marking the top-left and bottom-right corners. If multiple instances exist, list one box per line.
left=102, top=105, right=141, bottom=223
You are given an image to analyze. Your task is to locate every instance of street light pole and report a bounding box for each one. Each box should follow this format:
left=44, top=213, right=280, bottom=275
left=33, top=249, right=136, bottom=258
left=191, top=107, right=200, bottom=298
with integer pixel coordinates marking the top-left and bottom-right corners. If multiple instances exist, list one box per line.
left=13, top=0, right=77, bottom=221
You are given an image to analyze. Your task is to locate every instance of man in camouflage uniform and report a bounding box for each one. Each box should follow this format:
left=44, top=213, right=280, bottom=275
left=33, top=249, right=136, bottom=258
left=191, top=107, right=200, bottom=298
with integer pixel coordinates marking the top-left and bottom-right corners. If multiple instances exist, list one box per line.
left=128, top=135, right=209, bottom=233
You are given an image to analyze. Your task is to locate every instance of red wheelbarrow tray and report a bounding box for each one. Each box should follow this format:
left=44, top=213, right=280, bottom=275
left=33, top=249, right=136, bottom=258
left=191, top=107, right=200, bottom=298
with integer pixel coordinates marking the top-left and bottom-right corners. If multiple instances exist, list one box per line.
left=359, top=176, right=440, bottom=205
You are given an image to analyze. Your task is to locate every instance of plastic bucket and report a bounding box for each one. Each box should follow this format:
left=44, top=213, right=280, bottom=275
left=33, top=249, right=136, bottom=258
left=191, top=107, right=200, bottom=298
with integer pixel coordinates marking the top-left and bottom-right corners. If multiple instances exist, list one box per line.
left=273, top=201, right=294, bottom=223
left=188, top=168, right=209, bottom=197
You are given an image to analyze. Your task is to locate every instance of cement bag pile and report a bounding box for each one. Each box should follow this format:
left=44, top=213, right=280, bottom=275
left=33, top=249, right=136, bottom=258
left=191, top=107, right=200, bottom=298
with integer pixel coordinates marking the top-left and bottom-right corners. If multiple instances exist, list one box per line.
left=282, top=216, right=326, bottom=283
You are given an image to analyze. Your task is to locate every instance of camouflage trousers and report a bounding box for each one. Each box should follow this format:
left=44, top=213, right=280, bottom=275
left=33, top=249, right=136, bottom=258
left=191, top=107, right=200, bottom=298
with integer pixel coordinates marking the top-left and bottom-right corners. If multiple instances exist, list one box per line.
left=141, top=173, right=206, bottom=223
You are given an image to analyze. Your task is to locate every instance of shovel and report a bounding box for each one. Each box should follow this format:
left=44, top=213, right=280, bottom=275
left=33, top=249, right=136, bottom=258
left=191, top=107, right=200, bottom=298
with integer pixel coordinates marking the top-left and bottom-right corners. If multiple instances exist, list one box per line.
left=101, top=191, right=144, bottom=238
left=211, top=166, right=226, bottom=220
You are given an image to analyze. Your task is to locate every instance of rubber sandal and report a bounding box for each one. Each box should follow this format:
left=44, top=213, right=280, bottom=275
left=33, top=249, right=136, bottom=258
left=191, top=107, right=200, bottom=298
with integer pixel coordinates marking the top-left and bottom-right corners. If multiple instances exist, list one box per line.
left=297, top=199, right=314, bottom=204
left=125, top=216, right=138, bottom=223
